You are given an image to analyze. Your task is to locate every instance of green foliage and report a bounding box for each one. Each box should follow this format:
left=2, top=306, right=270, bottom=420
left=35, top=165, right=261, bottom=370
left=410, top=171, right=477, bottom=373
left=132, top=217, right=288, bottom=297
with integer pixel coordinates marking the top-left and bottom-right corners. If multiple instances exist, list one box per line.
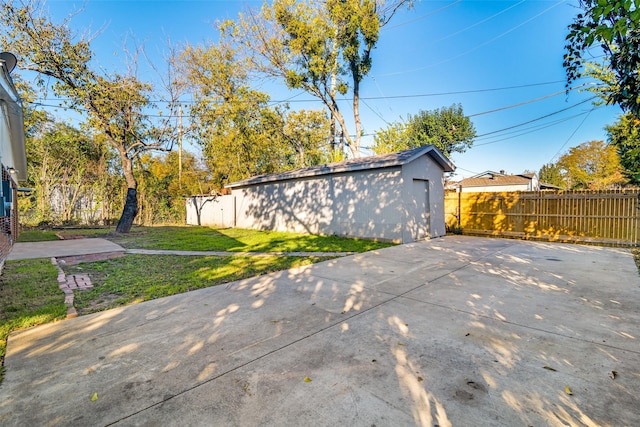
left=282, top=109, right=332, bottom=168
left=564, top=0, right=640, bottom=117
left=238, top=0, right=411, bottom=157
left=136, top=152, right=211, bottom=225
left=372, top=122, right=408, bottom=154
left=557, top=140, right=627, bottom=189
left=606, top=113, right=640, bottom=184
left=179, top=36, right=331, bottom=188
left=21, top=120, right=111, bottom=225
left=539, top=163, right=566, bottom=188
left=0, top=259, right=66, bottom=382
left=373, top=104, right=476, bottom=156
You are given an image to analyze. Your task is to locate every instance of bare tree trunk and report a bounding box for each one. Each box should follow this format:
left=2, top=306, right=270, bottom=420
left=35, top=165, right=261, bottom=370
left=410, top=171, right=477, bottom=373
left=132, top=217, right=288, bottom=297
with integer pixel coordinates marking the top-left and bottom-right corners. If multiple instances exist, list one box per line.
left=351, top=68, right=362, bottom=158
left=115, top=154, right=138, bottom=233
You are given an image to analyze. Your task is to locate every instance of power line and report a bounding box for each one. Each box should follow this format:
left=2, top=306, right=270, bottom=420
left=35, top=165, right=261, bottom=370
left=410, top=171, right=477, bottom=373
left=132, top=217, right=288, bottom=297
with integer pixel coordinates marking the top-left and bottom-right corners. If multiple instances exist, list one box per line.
left=467, top=87, right=582, bottom=118
left=474, top=97, right=597, bottom=140
left=474, top=111, right=591, bottom=143
left=379, top=0, right=565, bottom=77
left=420, top=0, right=526, bottom=50
left=383, top=0, right=462, bottom=31
left=548, top=108, right=595, bottom=163
left=28, top=84, right=603, bottom=152
left=361, top=98, right=390, bottom=125
left=31, top=80, right=567, bottom=107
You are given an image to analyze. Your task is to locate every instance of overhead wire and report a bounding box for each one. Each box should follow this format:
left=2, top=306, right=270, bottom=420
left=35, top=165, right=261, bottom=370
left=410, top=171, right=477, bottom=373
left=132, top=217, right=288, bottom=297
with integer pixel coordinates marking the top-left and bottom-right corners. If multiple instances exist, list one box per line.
left=29, top=88, right=599, bottom=136
left=417, top=0, right=527, bottom=51
left=474, top=110, right=592, bottom=143
left=467, top=86, right=584, bottom=118
left=548, top=108, right=596, bottom=162
left=474, top=97, right=598, bottom=141
left=383, top=0, right=462, bottom=31
left=30, top=80, right=569, bottom=106
left=379, top=0, right=566, bottom=77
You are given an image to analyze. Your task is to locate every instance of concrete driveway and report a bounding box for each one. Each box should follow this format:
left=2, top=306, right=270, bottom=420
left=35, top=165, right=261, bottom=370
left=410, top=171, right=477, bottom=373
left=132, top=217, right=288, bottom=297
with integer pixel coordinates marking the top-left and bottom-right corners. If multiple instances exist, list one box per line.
left=1, top=236, right=638, bottom=426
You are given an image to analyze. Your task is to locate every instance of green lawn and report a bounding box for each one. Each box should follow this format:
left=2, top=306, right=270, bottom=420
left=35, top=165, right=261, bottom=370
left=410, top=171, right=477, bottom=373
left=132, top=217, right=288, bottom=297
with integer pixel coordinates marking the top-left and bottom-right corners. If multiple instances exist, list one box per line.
left=18, top=227, right=112, bottom=242
left=17, top=229, right=64, bottom=242
left=0, top=259, right=67, bottom=382
left=107, top=226, right=394, bottom=252
left=20, top=225, right=395, bottom=253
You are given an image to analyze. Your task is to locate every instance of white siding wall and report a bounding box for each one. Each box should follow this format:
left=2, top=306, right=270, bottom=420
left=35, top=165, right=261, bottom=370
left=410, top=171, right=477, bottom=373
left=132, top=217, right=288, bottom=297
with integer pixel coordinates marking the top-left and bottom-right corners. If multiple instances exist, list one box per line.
left=233, top=168, right=405, bottom=241
left=186, top=195, right=235, bottom=227
left=461, top=184, right=530, bottom=193
left=0, top=69, right=27, bottom=181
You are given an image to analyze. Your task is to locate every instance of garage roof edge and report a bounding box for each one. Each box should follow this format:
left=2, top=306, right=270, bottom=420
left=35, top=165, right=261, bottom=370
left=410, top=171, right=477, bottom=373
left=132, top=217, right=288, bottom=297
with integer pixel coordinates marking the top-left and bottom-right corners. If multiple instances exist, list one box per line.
left=226, top=145, right=455, bottom=189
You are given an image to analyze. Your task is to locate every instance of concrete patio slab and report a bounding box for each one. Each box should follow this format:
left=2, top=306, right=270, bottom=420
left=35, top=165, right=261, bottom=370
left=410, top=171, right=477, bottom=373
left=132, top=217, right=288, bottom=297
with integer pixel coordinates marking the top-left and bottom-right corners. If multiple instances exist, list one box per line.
left=7, top=238, right=125, bottom=260
left=0, top=236, right=638, bottom=426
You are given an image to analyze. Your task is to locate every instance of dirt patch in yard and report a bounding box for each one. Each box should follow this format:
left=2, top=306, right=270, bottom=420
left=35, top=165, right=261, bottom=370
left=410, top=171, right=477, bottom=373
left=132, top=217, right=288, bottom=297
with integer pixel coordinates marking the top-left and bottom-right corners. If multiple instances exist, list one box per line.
left=57, top=251, right=125, bottom=266
left=77, top=293, right=129, bottom=315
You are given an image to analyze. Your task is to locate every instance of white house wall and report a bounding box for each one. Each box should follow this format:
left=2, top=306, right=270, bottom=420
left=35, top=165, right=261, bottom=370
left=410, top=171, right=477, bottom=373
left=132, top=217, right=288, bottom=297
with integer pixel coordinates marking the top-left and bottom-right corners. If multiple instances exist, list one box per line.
left=0, top=69, right=27, bottom=181
left=233, top=168, right=405, bottom=241
left=461, top=184, right=529, bottom=193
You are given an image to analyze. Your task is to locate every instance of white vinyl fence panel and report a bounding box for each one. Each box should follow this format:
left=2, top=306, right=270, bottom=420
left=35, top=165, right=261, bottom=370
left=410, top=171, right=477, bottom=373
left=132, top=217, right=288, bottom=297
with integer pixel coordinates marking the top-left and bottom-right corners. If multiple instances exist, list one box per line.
left=186, top=195, right=235, bottom=228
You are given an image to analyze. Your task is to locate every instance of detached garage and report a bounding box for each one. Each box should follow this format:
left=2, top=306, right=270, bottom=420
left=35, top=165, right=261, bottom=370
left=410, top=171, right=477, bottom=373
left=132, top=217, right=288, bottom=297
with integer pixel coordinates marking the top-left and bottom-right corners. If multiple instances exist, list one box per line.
left=226, top=145, right=454, bottom=243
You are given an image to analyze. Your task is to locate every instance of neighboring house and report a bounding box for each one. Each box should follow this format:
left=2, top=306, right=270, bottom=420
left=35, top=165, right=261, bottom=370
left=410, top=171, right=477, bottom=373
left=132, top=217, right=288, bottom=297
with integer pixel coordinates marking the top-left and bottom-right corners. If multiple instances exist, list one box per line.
left=457, top=170, right=543, bottom=192
left=0, top=52, right=27, bottom=269
left=222, top=145, right=455, bottom=243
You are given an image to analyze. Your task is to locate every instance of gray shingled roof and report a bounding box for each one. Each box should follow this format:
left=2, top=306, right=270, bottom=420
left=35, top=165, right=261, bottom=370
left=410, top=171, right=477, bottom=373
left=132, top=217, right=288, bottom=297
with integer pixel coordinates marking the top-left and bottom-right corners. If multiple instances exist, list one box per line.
left=226, top=145, right=455, bottom=189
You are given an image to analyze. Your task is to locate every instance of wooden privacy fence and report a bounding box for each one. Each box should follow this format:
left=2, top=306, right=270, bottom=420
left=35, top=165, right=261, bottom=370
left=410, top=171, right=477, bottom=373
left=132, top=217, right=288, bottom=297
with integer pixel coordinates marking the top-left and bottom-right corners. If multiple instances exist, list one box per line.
left=444, top=189, right=640, bottom=246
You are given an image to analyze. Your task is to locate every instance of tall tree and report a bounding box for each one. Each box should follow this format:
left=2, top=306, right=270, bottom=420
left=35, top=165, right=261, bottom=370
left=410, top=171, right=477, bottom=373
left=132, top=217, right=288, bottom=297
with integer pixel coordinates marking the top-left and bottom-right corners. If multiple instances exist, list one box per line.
left=238, top=0, right=411, bottom=158
left=564, top=0, right=640, bottom=117
left=179, top=27, right=331, bottom=188
left=538, top=163, right=566, bottom=188
left=557, top=140, right=627, bottom=189
left=0, top=0, right=181, bottom=232
left=180, top=39, right=290, bottom=188
left=281, top=109, right=332, bottom=168
left=372, top=104, right=476, bottom=156
left=606, top=113, right=640, bottom=184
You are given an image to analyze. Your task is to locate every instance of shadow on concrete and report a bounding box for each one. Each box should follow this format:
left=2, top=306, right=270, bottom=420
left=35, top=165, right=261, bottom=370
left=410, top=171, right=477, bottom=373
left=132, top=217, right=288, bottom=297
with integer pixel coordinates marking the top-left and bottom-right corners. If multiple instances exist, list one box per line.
left=0, top=237, right=638, bottom=426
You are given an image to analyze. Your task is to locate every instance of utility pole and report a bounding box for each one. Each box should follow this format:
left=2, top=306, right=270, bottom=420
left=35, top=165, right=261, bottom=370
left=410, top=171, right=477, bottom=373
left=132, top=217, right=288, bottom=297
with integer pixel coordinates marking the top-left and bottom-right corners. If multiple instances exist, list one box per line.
left=178, top=106, right=183, bottom=189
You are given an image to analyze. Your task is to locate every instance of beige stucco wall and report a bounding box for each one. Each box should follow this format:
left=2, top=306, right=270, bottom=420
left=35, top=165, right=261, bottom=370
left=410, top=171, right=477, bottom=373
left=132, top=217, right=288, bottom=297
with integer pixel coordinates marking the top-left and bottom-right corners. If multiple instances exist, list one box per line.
left=233, top=167, right=406, bottom=241
left=229, top=153, right=450, bottom=243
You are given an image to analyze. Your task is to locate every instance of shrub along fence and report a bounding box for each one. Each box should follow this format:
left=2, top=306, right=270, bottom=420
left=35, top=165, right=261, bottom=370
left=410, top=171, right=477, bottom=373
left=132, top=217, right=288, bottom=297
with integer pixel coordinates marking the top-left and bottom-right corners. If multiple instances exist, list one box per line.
left=445, top=189, right=640, bottom=246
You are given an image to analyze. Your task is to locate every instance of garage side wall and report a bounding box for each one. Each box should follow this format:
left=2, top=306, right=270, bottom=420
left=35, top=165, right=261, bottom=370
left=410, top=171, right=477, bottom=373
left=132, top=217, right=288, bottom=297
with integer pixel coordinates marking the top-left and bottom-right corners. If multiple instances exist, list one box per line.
left=233, top=167, right=404, bottom=241
left=401, top=156, right=447, bottom=241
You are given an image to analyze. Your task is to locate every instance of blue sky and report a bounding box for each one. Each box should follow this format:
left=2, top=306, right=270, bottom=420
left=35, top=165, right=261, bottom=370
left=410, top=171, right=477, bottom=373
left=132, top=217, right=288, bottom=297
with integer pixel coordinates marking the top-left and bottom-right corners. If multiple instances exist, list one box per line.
left=38, top=0, right=621, bottom=179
